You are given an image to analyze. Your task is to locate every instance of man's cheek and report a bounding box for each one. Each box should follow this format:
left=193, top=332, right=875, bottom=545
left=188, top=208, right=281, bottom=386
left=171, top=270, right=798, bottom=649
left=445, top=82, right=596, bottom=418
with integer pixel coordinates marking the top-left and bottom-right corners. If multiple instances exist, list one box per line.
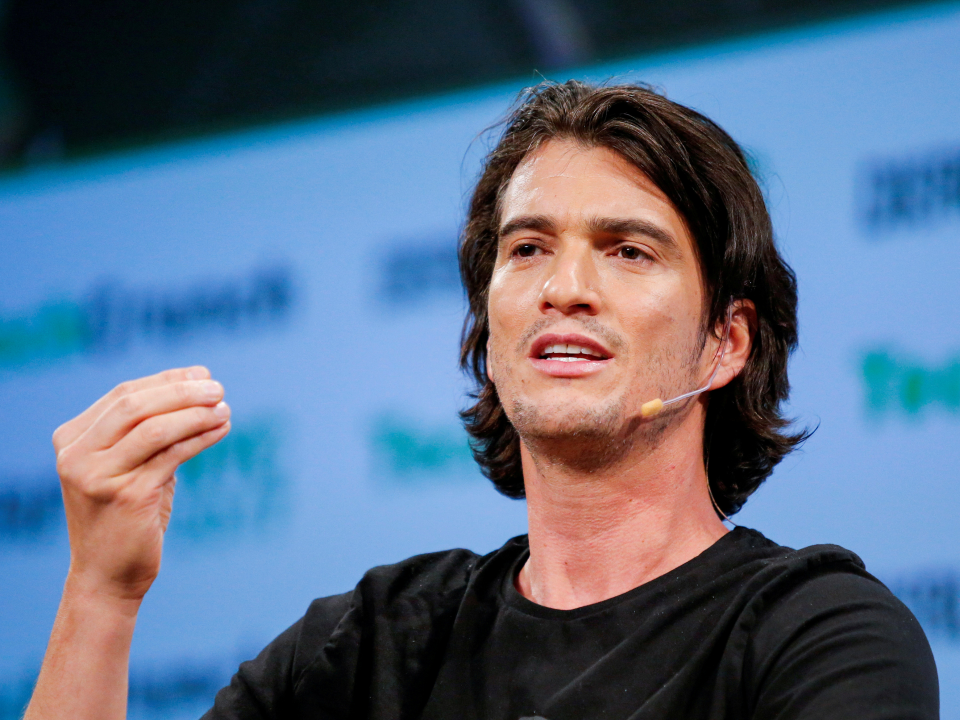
left=486, top=337, right=497, bottom=385
left=486, top=334, right=515, bottom=389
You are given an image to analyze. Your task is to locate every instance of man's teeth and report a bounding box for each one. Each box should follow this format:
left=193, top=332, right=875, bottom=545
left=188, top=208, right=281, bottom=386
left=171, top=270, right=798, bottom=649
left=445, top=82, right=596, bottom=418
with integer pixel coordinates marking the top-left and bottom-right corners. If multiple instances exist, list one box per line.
left=542, top=343, right=606, bottom=361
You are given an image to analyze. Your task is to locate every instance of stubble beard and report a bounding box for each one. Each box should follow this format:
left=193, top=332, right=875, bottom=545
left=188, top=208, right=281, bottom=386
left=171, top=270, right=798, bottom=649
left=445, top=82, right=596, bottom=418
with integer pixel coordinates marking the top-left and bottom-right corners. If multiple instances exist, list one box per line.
left=509, top=392, right=638, bottom=473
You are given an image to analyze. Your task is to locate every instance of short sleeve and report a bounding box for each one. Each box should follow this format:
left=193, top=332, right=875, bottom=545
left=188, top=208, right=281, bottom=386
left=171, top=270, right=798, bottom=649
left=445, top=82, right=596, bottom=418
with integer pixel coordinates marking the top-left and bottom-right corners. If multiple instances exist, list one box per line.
left=748, top=569, right=939, bottom=720
left=201, top=591, right=356, bottom=720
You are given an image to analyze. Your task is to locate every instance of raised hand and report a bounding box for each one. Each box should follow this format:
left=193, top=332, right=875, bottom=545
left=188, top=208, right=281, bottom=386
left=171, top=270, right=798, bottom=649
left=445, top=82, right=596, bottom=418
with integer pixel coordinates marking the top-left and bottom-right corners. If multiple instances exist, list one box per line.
left=25, top=366, right=233, bottom=720
left=53, top=366, right=231, bottom=601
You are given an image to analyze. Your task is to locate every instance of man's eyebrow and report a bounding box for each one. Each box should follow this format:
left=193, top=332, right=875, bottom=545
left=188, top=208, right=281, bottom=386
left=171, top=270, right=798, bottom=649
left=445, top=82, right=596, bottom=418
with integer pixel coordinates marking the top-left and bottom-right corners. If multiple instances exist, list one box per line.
left=498, top=215, right=557, bottom=240
left=586, top=216, right=682, bottom=258
left=498, top=215, right=683, bottom=258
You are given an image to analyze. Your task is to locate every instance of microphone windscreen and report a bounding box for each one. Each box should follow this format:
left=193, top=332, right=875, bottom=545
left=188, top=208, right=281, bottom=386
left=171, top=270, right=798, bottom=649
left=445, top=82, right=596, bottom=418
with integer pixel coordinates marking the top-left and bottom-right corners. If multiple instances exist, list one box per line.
left=641, top=398, right=663, bottom=418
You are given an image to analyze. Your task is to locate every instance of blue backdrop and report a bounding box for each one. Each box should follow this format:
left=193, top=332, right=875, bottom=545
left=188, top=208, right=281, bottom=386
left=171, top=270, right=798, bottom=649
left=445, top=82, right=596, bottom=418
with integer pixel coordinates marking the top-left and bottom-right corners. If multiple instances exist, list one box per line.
left=2, top=3, right=959, bottom=716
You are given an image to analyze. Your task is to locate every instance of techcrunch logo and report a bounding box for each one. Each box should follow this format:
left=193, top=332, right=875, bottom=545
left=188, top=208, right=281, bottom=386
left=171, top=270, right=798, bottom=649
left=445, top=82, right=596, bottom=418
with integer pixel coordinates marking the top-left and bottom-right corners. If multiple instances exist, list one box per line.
left=378, top=237, right=462, bottom=306
left=371, top=413, right=475, bottom=482
left=889, top=571, right=960, bottom=643
left=0, top=472, right=61, bottom=541
left=859, top=146, right=960, bottom=232
left=0, top=266, right=293, bottom=373
left=861, top=349, right=960, bottom=418
left=0, top=414, right=287, bottom=543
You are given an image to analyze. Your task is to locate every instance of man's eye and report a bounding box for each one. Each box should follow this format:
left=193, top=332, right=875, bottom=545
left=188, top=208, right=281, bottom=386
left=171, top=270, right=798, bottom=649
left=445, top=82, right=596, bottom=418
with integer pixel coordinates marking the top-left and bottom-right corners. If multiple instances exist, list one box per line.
left=515, top=244, right=540, bottom=257
left=617, top=246, right=646, bottom=260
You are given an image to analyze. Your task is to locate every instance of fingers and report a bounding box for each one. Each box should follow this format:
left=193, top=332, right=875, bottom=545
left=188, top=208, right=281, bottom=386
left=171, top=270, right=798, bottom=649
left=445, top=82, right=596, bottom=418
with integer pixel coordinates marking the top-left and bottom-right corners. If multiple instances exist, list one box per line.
left=53, top=367, right=211, bottom=452
left=104, top=402, right=231, bottom=476
left=82, top=379, right=225, bottom=451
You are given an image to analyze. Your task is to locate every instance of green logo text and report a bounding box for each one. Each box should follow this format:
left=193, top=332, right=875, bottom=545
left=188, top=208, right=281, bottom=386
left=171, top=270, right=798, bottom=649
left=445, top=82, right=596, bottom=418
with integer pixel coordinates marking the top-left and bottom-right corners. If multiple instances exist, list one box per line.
left=861, top=349, right=960, bottom=418
left=172, top=415, right=288, bottom=539
left=371, top=414, right=475, bottom=482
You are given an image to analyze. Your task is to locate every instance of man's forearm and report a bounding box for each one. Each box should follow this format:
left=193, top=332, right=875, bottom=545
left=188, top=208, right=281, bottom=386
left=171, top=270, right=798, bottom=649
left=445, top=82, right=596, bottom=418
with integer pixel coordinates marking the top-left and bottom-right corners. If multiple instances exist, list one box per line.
left=24, top=574, right=141, bottom=720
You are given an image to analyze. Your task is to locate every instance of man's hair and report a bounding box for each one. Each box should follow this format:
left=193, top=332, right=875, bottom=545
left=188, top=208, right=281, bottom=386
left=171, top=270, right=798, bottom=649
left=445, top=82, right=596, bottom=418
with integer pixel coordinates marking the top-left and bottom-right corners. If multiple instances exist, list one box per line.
left=458, top=80, right=807, bottom=516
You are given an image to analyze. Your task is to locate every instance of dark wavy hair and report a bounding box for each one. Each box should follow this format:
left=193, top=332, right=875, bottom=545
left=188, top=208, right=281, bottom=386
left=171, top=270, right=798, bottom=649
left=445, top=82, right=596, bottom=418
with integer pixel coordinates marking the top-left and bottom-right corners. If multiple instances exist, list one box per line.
left=458, top=80, right=808, bottom=516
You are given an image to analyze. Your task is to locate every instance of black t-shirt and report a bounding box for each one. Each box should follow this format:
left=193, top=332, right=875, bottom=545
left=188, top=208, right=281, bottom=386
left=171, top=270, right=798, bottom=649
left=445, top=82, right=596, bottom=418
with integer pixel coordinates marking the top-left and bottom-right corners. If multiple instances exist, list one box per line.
left=203, top=527, right=938, bottom=719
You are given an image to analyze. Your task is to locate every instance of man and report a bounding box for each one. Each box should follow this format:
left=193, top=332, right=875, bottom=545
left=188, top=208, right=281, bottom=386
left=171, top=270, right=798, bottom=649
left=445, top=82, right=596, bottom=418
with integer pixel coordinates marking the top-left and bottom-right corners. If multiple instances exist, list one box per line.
left=25, top=81, right=937, bottom=720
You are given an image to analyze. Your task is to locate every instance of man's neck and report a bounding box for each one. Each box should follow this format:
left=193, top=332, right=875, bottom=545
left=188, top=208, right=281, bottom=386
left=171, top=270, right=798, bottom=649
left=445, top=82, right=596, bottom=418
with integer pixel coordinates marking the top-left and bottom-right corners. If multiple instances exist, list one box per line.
left=515, top=415, right=728, bottom=610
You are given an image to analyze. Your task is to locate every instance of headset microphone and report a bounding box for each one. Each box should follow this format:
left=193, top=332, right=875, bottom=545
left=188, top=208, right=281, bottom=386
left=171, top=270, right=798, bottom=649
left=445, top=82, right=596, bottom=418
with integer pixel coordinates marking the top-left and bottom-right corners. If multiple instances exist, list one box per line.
left=640, top=307, right=733, bottom=419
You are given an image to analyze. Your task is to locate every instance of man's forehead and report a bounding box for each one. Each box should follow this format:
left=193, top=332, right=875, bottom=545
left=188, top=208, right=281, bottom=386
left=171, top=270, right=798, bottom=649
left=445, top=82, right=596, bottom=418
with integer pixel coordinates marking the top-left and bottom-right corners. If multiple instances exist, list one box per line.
left=506, top=139, right=650, bottom=191
left=498, top=139, right=692, bottom=257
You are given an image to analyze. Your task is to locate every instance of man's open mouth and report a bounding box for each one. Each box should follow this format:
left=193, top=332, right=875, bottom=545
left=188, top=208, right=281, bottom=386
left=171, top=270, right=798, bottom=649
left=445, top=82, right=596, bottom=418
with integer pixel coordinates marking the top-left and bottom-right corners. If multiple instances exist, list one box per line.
left=539, top=343, right=610, bottom=362
left=530, top=334, right=614, bottom=366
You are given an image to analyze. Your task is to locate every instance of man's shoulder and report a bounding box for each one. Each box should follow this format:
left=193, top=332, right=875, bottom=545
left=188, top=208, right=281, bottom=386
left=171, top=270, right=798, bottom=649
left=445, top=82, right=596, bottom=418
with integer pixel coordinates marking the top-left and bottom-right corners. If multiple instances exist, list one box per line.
left=722, top=530, right=940, bottom=714
left=723, top=527, right=910, bottom=613
left=304, top=535, right=527, bottom=618
left=288, top=539, right=526, bottom=686
left=356, top=545, right=483, bottom=601
left=730, top=528, right=914, bottom=631
left=723, top=526, right=868, bottom=581
left=713, top=527, right=930, bottom=642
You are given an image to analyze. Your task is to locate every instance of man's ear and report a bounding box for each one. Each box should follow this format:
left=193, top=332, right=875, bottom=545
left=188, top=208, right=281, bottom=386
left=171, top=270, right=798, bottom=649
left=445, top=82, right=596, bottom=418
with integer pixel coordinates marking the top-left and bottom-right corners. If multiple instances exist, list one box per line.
left=711, top=300, right=756, bottom=390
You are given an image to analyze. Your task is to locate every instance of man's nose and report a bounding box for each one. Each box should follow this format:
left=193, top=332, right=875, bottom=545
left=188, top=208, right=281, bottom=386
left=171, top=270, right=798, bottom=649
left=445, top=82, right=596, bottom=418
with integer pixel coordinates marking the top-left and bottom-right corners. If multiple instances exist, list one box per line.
left=538, top=242, right=602, bottom=315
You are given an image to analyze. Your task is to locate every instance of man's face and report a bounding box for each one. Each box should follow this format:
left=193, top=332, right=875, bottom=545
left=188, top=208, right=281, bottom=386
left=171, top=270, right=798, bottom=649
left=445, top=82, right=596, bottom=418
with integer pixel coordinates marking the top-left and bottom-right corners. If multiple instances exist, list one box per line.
left=486, top=138, right=709, bottom=447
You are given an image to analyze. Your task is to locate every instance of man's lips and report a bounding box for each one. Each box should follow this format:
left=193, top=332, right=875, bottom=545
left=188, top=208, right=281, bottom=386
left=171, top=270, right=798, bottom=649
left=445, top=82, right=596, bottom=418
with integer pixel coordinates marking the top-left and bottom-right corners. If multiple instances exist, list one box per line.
left=530, top=333, right=613, bottom=360
left=528, top=333, right=613, bottom=377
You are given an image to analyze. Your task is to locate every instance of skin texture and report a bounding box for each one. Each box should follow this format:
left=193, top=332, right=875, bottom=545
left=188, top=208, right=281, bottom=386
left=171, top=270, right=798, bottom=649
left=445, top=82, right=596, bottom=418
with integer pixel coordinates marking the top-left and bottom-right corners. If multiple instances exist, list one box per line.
left=25, top=367, right=231, bottom=720
left=488, top=139, right=755, bottom=610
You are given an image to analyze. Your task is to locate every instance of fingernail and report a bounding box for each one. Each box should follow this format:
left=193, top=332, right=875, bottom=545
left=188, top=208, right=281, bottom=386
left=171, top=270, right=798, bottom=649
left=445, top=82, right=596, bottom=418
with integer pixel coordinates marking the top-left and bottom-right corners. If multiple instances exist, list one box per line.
left=200, top=380, right=223, bottom=399
left=213, top=401, right=230, bottom=418
left=186, top=366, right=207, bottom=380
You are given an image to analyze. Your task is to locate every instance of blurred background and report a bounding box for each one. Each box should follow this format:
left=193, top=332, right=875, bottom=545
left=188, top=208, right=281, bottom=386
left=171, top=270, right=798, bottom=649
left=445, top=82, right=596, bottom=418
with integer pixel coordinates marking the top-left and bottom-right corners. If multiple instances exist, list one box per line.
left=1, top=0, right=958, bottom=716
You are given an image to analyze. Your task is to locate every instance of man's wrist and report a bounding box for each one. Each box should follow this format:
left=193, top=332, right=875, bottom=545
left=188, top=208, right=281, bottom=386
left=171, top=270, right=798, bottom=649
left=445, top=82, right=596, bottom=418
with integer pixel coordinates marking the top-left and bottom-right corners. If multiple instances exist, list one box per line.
left=62, top=571, right=145, bottom=622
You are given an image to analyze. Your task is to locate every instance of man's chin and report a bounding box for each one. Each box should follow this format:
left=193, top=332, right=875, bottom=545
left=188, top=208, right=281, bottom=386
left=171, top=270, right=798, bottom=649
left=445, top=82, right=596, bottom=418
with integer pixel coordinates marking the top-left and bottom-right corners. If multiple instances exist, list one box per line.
left=508, top=398, right=626, bottom=441
left=508, top=400, right=649, bottom=472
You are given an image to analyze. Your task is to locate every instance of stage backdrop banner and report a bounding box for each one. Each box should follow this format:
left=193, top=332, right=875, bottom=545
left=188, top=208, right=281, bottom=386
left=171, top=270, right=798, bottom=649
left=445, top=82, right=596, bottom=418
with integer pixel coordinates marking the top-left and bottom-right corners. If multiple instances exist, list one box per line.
left=2, top=3, right=959, bottom=717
